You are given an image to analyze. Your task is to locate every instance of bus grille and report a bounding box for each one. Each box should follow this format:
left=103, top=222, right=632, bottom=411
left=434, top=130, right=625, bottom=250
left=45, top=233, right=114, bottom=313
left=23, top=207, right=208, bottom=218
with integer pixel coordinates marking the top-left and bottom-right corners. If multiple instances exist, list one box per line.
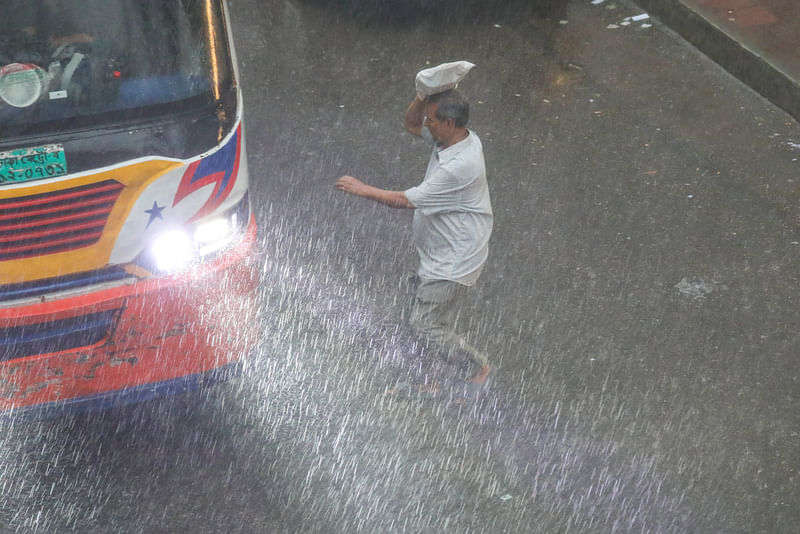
left=0, top=180, right=125, bottom=261
left=0, top=309, right=120, bottom=362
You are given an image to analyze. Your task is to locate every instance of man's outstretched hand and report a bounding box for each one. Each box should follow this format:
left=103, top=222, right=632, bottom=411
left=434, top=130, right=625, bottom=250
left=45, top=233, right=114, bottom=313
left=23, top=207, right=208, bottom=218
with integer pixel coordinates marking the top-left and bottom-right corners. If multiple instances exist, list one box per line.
left=335, top=175, right=367, bottom=197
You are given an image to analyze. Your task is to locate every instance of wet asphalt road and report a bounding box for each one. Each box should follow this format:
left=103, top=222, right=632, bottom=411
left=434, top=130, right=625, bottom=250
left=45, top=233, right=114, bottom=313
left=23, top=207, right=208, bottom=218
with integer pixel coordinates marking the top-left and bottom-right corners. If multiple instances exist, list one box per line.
left=2, top=0, right=799, bottom=532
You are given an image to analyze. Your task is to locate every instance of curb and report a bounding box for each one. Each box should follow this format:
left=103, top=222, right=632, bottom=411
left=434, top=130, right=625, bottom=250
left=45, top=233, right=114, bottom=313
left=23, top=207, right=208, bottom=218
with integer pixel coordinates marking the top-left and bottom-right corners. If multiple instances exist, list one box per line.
left=633, top=0, right=800, bottom=122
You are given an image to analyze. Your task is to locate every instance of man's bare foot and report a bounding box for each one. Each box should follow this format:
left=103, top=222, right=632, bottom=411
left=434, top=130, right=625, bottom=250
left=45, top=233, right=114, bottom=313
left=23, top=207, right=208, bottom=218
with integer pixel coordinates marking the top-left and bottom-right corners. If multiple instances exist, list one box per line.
left=467, top=365, right=490, bottom=385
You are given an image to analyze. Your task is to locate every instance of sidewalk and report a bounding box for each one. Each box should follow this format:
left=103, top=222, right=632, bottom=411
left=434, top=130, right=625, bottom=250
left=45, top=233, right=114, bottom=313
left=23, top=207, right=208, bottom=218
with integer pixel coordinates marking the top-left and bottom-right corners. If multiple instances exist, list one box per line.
left=633, top=0, right=800, bottom=122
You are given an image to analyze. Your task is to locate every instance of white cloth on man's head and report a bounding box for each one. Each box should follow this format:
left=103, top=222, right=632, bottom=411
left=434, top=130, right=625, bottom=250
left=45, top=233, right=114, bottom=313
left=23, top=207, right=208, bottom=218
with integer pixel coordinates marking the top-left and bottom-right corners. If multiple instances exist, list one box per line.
left=404, top=130, right=493, bottom=286
left=415, top=61, right=475, bottom=99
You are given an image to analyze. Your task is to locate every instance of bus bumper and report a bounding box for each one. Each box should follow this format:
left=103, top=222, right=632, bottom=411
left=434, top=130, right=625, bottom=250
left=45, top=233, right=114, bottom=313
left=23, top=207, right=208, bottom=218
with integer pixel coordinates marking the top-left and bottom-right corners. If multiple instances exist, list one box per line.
left=0, top=216, right=260, bottom=419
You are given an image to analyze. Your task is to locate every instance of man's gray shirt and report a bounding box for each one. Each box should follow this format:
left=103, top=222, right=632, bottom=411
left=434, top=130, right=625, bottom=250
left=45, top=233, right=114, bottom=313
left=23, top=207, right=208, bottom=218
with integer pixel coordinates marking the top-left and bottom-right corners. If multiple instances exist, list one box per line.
left=404, top=130, right=493, bottom=286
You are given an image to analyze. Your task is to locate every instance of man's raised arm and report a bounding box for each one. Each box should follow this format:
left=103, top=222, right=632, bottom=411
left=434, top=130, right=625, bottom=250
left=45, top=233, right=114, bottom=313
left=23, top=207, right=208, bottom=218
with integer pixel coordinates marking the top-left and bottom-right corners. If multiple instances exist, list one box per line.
left=404, top=96, right=426, bottom=137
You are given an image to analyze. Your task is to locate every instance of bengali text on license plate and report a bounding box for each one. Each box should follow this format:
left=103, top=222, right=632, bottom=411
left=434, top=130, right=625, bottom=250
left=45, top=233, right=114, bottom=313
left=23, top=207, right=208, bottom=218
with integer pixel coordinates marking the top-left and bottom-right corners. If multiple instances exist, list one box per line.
left=0, top=144, right=68, bottom=185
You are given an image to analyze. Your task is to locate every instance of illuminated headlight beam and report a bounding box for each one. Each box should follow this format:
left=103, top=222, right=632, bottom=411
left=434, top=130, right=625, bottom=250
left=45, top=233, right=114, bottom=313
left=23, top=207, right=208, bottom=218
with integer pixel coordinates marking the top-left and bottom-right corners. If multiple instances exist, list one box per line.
left=195, top=215, right=236, bottom=256
left=149, top=215, right=238, bottom=273
left=151, top=230, right=194, bottom=272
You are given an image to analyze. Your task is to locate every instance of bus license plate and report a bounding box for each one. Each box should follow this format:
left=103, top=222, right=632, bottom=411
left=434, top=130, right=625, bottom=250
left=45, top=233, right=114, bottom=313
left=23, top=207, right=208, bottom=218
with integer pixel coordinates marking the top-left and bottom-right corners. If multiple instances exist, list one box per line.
left=0, top=144, right=68, bottom=185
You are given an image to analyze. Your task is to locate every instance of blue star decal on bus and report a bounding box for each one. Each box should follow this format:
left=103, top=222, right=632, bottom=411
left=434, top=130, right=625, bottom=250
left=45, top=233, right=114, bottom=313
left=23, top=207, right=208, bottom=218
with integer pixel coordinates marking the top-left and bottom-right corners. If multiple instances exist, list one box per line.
left=145, top=200, right=165, bottom=228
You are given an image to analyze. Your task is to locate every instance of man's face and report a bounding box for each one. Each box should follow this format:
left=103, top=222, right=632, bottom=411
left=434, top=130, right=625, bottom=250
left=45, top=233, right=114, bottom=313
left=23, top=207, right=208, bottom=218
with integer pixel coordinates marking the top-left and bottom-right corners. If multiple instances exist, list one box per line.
left=424, top=102, right=452, bottom=147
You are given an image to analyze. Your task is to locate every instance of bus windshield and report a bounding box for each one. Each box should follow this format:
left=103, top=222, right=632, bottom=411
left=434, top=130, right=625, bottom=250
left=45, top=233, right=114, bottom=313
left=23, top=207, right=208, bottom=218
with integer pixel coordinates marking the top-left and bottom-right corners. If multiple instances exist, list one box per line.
left=0, top=0, right=232, bottom=140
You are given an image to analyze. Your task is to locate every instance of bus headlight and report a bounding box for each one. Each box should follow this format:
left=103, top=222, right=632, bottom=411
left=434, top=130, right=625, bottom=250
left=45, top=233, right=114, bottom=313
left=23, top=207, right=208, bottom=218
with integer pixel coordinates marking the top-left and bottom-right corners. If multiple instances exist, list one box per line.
left=138, top=193, right=250, bottom=275
left=151, top=229, right=194, bottom=272
left=195, top=215, right=236, bottom=256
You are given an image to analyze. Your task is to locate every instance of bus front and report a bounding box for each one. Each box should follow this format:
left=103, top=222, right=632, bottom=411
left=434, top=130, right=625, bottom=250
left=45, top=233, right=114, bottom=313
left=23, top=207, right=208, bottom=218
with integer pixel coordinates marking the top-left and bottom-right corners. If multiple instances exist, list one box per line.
left=0, top=0, right=260, bottom=418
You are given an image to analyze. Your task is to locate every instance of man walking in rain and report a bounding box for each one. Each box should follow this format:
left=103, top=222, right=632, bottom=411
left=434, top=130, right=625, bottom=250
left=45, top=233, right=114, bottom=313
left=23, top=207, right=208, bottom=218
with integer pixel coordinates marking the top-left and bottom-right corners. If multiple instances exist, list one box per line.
left=334, top=88, right=493, bottom=385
